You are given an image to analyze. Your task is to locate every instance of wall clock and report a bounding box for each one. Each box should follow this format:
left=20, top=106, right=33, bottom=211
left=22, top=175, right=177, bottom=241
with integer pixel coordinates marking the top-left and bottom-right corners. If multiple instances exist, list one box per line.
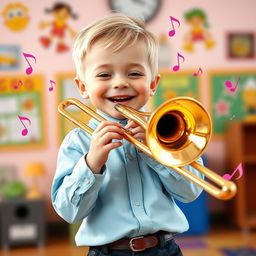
left=108, top=0, right=162, bottom=23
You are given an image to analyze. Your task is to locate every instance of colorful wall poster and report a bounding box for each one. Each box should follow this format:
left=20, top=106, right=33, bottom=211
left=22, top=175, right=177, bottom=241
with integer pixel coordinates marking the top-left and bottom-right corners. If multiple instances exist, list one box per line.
left=152, top=70, right=201, bottom=109
left=0, top=75, right=45, bottom=150
left=209, top=70, right=256, bottom=136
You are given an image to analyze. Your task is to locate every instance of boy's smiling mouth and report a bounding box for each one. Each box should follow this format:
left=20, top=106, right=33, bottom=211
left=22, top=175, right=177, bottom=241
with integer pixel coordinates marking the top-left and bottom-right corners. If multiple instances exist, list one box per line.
left=107, top=95, right=135, bottom=103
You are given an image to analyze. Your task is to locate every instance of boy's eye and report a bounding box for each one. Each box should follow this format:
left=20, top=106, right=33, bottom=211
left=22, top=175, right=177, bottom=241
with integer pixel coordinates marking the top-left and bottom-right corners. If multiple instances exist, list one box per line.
left=129, top=72, right=143, bottom=77
left=98, top=73, right=111, bottom=78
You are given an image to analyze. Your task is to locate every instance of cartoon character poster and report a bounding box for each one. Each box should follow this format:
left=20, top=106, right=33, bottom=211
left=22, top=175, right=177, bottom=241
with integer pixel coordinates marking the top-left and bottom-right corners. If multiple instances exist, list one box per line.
left=39, top=2, right=78, bottom=53
left=183, top=8, right=215, bottom=52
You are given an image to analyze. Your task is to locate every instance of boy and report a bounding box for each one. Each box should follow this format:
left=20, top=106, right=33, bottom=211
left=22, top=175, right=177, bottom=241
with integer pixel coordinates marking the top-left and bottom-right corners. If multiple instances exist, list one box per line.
left=52, top=13, right=204, bottom=256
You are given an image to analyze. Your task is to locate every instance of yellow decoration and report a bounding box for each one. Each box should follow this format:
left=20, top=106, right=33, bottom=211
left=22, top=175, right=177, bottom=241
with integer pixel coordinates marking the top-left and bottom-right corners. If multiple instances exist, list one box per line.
left=24, top=162, right=46, bottom=199
left=2, top=2, right=29, bottom=31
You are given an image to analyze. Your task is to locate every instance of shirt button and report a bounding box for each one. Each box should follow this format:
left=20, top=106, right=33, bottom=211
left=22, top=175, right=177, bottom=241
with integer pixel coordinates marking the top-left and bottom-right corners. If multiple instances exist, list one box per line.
left=135, top=201, right=140, bottom=206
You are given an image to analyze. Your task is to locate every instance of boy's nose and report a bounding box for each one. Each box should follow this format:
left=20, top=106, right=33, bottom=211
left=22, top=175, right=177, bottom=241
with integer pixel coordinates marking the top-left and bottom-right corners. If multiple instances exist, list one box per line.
left=112, top=79, right=129, bottom=89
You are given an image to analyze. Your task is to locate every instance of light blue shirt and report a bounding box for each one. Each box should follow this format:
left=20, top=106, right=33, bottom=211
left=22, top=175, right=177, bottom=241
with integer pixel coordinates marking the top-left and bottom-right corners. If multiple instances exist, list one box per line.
left=51, top=110, right=204, bottom=246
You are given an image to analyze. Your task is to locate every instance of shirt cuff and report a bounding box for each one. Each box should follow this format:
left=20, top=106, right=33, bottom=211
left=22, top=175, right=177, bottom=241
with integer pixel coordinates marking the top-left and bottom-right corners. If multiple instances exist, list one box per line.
left=70, top=155, right=106, bottom=205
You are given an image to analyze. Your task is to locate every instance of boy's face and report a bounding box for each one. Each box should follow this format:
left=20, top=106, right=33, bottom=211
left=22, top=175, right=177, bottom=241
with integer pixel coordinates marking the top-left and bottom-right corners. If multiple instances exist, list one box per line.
left=75, top=40, right=160, bottom=119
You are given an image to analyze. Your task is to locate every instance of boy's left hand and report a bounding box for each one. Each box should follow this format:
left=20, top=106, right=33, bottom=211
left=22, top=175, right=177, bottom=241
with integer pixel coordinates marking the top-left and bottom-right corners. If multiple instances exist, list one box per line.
left=125, top=120, right=146, bottom=144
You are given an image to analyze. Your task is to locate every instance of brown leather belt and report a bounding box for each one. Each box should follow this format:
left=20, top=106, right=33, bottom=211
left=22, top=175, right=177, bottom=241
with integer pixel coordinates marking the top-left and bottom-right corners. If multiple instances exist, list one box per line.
left=106, top=232, right=173, bottom=252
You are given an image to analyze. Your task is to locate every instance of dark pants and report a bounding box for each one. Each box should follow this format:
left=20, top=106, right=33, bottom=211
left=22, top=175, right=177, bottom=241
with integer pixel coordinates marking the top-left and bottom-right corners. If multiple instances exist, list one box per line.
left=87, top=239, right=183, bottom=256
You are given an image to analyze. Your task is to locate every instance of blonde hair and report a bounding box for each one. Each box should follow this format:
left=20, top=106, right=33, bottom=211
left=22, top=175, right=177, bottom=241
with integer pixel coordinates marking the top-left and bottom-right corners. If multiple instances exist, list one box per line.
left=73, top=13, right=158, bottom=82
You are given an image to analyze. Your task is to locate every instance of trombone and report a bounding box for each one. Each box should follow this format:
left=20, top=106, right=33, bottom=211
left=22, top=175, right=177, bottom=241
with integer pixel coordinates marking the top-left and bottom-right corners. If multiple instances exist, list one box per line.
left=58, top=97, right=237, bottom=200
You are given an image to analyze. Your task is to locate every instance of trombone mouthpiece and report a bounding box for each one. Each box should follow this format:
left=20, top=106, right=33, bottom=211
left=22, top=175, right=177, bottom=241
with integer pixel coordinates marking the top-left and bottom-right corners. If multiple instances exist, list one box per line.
left=114, top=104, right=121, bottom=110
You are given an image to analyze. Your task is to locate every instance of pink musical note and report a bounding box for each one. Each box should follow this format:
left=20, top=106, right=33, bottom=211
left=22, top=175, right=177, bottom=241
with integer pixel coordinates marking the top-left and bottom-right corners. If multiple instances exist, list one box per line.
left=168, top=16, right=180, bottom=37
left=13, top=79, right=23, bottom=89
left=225, top=77, right=240, bottom=92
left=193, top=67, right=203, bottom=77
left=49, top=80, right=56, bottom=91
left=18, top=115, right=31, bottom=136
left=223, top=162, right=243, bottom=181
left=173, top=53, right=185, bottom=72
left=23, top=52, right=36, bottom=75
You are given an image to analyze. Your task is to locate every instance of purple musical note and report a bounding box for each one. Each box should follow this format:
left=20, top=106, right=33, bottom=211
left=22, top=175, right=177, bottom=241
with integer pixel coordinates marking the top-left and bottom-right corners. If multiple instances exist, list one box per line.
left=225, top=77, right=240, bottom=93
left=49, top=80, right=56, bottom=91
left=173, top=52, right=185, bottom=72
left=168, top=16, right=180, bottom=37
left=18, top=115, right=31, bottom=136
left=23, top=52, right=36, bottom=75
left=193, top=67, right=203, bottom=77
left=223, top=162, right=243, bottom=181
left=13, top=79, right=23, bottom=89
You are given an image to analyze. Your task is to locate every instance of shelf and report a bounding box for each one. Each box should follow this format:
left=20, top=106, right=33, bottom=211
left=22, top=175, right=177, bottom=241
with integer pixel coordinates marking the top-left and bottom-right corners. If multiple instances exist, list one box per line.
left=226, top=121, right=256, bottom=229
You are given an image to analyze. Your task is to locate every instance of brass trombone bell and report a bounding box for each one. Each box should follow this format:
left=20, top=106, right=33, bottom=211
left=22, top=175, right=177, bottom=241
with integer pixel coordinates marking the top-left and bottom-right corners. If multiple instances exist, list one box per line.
left=58, top=97, right=237, bottom=200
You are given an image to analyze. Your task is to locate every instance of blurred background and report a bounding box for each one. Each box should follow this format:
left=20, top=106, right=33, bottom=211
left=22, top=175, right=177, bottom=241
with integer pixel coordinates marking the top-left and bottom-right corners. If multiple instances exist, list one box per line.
left=0, top=0, right=256, bottom=255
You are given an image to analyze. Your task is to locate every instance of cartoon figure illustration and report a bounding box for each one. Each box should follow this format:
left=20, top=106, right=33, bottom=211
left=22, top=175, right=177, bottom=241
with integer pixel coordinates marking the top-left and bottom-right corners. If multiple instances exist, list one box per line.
left=1, top=2, right=29, bottom=31
left=39, top=2, right=77, bottom=53
left=183, top=8, right=215, bottom=52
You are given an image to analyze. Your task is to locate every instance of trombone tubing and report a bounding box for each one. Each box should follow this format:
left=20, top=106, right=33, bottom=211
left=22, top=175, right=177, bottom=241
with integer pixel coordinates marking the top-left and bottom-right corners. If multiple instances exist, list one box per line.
left=58, top=98, right=237, bottom=200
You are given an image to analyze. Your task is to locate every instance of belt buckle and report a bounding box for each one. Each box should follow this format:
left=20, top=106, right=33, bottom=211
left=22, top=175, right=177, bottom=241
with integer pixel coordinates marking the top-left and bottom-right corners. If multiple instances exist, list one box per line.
left=129, top=236, right=145, bottom=252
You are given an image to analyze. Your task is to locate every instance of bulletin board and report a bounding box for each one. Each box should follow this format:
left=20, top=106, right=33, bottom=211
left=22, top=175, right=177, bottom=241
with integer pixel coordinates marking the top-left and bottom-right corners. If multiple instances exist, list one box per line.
left=152, top=70, right=201, bottom=109
left=57, top=73, right=93, bottom=143
left=208, top=70, right=256, bottom=136
left=0, top=75, right=45, bottom=150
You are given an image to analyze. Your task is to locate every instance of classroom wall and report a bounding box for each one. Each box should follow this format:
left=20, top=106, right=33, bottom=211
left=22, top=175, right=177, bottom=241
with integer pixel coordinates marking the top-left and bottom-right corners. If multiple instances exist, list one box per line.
left=0, top=0, right=255, bottom=221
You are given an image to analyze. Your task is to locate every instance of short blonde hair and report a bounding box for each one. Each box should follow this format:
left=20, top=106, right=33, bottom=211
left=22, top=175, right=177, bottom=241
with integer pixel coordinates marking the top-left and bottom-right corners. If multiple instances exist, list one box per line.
left=72, top=13, right=158, bottom=82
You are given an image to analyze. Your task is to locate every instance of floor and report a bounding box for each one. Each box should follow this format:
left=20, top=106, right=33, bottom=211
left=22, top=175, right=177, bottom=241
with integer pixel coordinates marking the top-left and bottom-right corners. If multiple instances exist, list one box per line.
left=1, top=228, right=256, bottom=256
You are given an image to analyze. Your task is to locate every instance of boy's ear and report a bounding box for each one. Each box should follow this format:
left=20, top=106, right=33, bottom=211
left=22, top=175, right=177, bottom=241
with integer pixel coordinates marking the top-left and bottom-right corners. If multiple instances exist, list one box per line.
left=150, top=74, right=160, bottom=96
left=74, top=77, right=89, bottom=99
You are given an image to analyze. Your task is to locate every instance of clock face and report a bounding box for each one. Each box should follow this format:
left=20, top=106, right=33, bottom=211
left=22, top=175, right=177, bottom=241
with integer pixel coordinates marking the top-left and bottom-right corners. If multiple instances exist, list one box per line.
left=109, top=0, right=161, bottom=23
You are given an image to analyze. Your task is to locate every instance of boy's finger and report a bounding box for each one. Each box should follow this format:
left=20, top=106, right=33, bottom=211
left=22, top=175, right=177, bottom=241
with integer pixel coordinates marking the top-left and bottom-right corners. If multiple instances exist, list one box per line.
left=95, top=121, right=122, bottom=132
left=129, top=126, right=144, bottom=134
left=125, top=120, right=139, bottom=129
left=103, top=141, right=123, bottom=152
left=94, top=122, right=123, bottom=135
left=100, top=132, right=124, bottom=145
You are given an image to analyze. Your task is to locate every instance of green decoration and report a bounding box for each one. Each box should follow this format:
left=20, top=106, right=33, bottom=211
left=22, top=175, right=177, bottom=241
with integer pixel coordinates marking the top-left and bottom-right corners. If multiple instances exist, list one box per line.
left=2, top=180, right=26, bottom=199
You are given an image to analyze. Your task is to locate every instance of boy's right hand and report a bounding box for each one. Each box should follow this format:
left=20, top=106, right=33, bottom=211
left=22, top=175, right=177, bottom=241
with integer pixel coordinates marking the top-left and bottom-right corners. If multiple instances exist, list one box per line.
left=86, top=121, right=124, bottom=174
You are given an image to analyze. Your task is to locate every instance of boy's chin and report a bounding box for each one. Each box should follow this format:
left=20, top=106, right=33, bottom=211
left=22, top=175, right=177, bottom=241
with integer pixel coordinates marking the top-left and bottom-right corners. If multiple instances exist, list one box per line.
left=111, top=110, right=127, bottom=120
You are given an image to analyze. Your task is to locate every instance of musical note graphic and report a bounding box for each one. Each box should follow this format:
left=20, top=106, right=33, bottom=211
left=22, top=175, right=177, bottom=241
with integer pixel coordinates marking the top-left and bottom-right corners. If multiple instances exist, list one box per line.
left=23, top=52, right=36, bottom=75
left=13, top=79, right=23, bottom=89
left=223, top=162, right=243, bottom=181
left=225, top=77, right=240, bottom=92
left=172, top=53, right=185, bottom=72
left=193, top=67, right=203, bottom=77
left=18, top=115, right=31, bottom=136
left=168, top=16, right=180, bottom=37
left=49, top=80, right=56, bottom=91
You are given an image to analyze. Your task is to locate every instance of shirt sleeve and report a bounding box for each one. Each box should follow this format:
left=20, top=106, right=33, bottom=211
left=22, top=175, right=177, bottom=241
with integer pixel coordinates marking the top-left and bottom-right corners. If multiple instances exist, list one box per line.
left=138, top=150, right=204, bottom=203
left=51, top=129, right=106, bottom=223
